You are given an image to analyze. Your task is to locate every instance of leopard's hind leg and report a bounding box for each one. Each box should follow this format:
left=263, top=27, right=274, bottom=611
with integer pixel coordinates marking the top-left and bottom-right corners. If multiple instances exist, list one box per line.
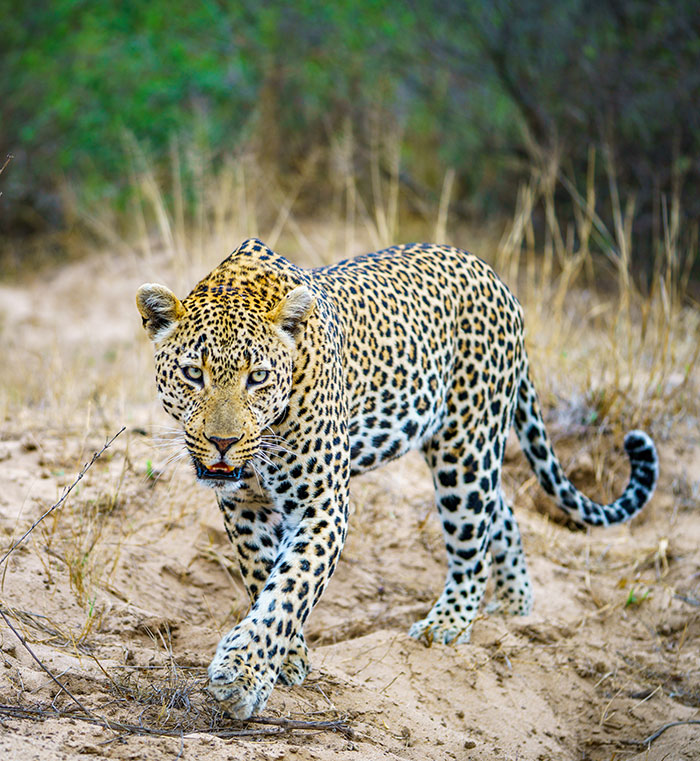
left=409, top=316, right=527, bottom=644
left=488, top=491, right=533, bottom=615
left=410, top=414, right=508, bottom=644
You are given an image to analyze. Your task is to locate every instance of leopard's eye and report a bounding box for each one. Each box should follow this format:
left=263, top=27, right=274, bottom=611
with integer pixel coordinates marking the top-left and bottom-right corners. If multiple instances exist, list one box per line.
left=181, top=365, right=204, bottom=384
left=248, top=369, right=269, bottom=386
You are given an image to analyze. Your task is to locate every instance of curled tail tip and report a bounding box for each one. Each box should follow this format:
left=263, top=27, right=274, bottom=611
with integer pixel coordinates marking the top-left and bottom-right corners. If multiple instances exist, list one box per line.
left=623, top=428, right=659, bottom=507
left=624, top=429, right=657, bottom=463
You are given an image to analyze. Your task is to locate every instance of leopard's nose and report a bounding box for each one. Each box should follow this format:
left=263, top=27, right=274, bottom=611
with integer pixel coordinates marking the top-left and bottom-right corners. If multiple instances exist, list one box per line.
left=205, top=434, right=243, bottom=455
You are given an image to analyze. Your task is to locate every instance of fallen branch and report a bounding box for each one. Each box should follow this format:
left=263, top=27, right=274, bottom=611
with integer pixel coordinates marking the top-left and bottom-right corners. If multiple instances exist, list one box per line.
left=246, top=714, right=354, bottom=739
left=0, top=427, right=126, bottom=568
left=0, top=605, right=90, bottom=651
left=0, top=702, right=354, bottom=740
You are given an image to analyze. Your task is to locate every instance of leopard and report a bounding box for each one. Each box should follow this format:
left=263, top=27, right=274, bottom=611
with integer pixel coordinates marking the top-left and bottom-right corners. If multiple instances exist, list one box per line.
left=136, top=238, right=658, bottom=719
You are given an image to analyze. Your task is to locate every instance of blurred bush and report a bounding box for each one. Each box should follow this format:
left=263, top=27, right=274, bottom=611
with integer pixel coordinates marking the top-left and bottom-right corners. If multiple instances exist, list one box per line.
left=1, top=0, right=698, bottom=265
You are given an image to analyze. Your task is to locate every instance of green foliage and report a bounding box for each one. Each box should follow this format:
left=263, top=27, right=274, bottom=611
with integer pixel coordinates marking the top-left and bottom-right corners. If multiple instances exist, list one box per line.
left=430, top=1, right=700, bottom=231
left=4, top=2, right=258, bottom=192
left=1, top=0, right=699, bottom=258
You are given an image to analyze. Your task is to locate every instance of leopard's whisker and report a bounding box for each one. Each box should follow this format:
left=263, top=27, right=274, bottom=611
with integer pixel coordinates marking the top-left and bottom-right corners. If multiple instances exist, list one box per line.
left=162, top=449, right=188, bottom=469
left=255, top=451, right=279, bottom=472
left=259, top=437, right=295, bottom=456
left=262, top=427, right=293, bottom=446
left=140, top=447, right=188, bottom=486
left=259, top=444, right=293, bottom=458
left=249, top=460, right=264, bottom=494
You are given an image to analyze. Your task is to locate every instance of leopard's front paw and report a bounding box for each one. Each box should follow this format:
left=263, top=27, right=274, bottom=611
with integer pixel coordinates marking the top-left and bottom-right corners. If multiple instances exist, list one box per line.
left=207, top=628, right=275, bottom=719
left=207, top=658, right=273, bottom=719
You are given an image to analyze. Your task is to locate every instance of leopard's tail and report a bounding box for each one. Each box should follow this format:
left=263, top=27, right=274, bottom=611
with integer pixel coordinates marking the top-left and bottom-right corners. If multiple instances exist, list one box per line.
left=514, top=370, right=658, bottom=526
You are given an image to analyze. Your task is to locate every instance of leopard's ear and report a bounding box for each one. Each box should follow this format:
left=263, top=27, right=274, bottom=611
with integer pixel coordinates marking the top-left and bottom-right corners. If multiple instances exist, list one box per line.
left=268, top=285, right=315, bottom=337
left=136, top=283, right=185, bottom=342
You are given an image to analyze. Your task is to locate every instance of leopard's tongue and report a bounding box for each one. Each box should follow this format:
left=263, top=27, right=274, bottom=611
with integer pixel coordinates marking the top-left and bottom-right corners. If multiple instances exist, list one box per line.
left=209, top=461, right=233, bottom=473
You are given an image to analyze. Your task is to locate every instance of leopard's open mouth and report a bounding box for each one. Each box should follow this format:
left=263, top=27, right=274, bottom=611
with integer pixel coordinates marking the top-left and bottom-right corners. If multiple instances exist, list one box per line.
left=193, top=459, right=247, bottom=481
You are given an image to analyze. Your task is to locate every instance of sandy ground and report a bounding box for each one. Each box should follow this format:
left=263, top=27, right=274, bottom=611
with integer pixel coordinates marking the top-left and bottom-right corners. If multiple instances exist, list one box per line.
left=0, top=249, right=699, bottom=760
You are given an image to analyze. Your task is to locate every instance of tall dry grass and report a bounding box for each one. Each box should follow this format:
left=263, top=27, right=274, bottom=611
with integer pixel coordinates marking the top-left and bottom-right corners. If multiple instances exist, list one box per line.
left=495, top=145, right=699, bottom=440
left=77, top=127, right=460, bottom=287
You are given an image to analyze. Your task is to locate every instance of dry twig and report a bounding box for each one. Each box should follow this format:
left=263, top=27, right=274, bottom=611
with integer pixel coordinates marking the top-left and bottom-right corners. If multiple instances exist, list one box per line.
left=636, top=719, right=700, bottom=747
left=0, top=611, right=96, bottom=719
left=0, top=429, right=127, bottom=726
left=0, top=427, right=125, bottom=568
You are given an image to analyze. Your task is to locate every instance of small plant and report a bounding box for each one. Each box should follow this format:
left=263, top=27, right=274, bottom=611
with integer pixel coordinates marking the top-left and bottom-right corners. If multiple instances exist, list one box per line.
left=625, top=586, right=650, bottom=608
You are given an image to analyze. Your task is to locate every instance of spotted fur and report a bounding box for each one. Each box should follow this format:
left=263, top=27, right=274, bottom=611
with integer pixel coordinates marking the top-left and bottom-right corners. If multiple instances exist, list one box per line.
left=136, top=238, right=658, bottom=718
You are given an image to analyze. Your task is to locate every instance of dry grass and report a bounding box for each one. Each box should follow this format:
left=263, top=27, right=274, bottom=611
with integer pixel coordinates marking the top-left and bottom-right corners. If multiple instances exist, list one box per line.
left=494, top=145, right=700, bottom=440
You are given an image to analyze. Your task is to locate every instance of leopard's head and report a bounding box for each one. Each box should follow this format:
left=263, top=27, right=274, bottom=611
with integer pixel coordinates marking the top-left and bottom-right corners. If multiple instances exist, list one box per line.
left=136, top=274, right=314, bottom=495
